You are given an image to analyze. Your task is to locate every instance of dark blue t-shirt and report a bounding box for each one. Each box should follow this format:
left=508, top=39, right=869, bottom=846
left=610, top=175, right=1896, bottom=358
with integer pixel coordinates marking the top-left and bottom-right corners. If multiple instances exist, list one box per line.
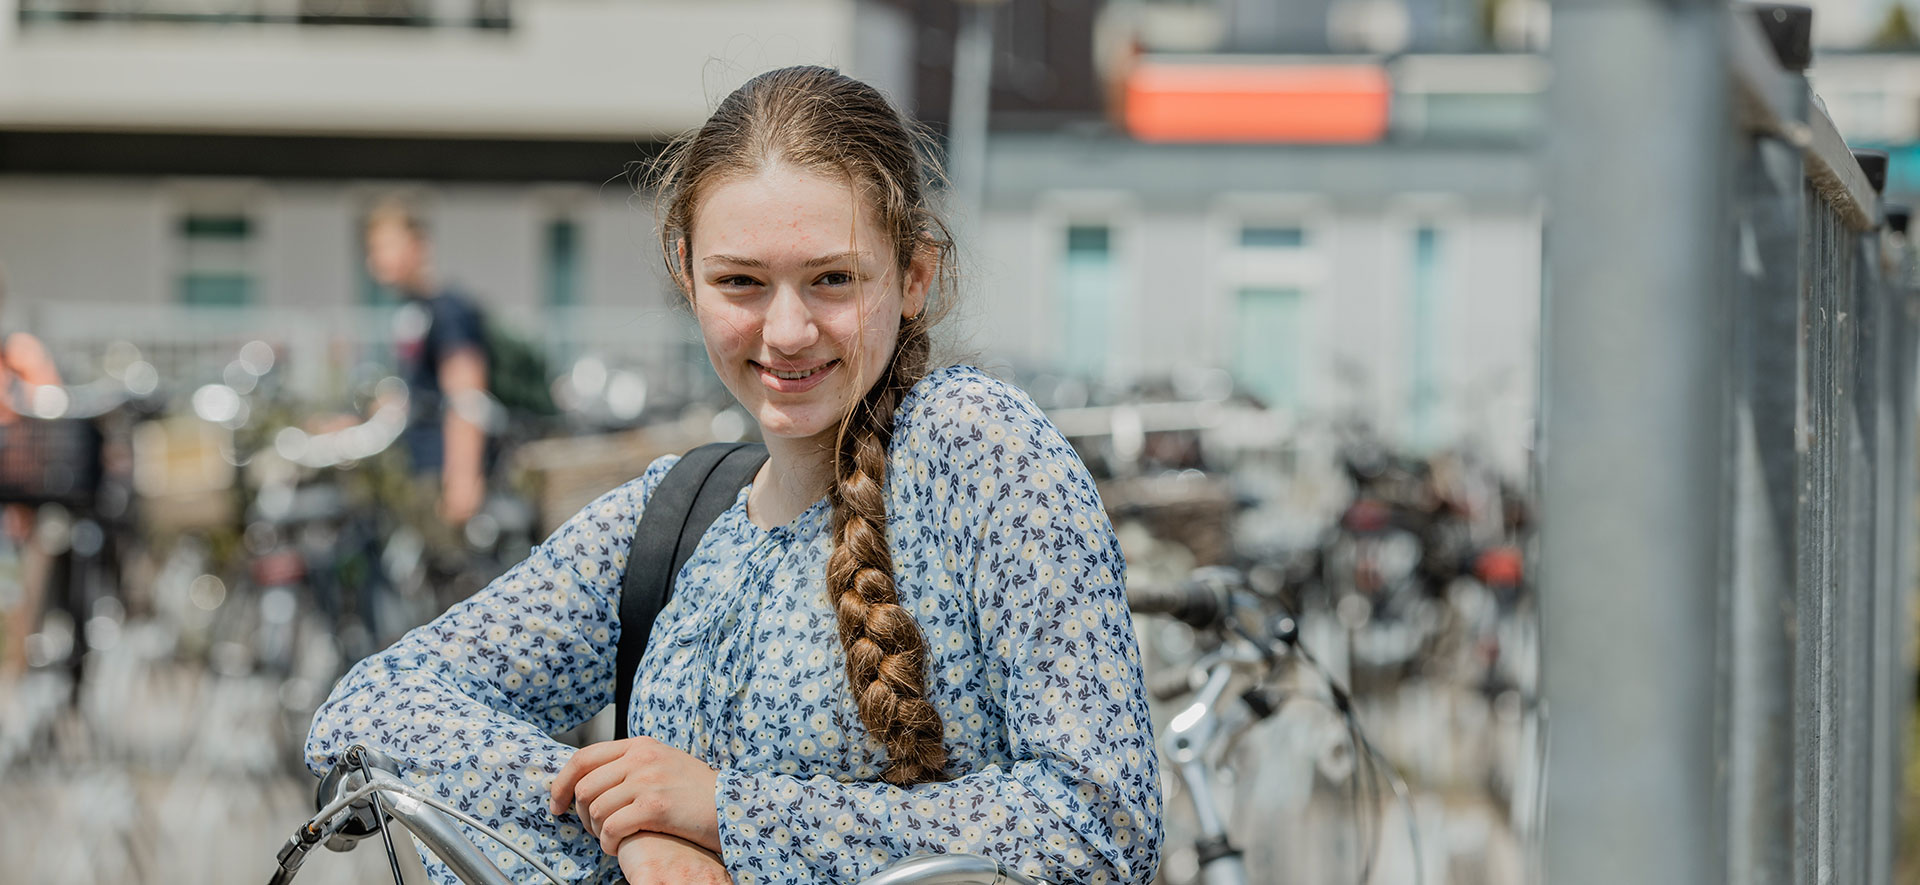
left=391, top=289, right=486, bottom=474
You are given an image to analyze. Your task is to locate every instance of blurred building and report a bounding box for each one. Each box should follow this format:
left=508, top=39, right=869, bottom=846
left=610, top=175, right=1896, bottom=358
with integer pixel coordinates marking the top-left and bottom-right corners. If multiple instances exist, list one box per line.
left=964, top=1, right=1545, bottom=475
left=1802, top=0, right=1920, bottom=49
left=0, top=0, right=917, bottom=399
left=0, top=0, right=1552, bottom=472
left=1811, top=50, right=1920, bottom=200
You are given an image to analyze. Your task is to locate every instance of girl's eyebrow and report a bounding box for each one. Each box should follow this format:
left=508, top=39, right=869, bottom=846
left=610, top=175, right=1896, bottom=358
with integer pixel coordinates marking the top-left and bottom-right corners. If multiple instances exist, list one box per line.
left=700, top=251, right=871, bottom=270
left=802, top=251, right=871, bottom=269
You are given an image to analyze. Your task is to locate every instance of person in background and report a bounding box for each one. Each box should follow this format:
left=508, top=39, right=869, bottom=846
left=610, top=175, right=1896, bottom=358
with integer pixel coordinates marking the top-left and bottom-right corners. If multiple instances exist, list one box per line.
left=0, top=278, right=63, bottom=683
left=363, top=200, right=491, bottom=528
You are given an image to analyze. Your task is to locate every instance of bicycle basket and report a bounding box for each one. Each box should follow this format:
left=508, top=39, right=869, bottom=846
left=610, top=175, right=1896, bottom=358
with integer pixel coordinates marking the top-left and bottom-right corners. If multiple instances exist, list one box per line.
left=0, top=417, right=102, bottom=508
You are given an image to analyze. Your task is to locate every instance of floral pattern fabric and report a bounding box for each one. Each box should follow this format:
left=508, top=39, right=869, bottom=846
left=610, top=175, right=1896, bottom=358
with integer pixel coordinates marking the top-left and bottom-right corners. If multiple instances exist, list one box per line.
left=307, top=365, right=1164, bottom=885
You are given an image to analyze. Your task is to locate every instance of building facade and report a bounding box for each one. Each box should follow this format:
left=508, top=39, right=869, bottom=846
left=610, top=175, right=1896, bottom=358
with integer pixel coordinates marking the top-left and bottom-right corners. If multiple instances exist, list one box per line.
left=0, top=0, right=1558, bottom=476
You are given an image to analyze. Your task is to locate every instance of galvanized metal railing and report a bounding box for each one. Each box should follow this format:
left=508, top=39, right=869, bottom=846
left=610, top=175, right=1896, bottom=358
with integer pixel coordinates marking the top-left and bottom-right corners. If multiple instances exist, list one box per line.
left=1541, top=4, right=1917, bottom=884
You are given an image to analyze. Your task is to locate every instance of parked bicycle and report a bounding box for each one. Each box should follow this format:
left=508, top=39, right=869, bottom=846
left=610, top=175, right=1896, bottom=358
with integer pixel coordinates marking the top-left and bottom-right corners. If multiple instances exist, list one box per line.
left=0, top=367, right=161, bottom=703
left=1129, top=567, right=1421, bottom=885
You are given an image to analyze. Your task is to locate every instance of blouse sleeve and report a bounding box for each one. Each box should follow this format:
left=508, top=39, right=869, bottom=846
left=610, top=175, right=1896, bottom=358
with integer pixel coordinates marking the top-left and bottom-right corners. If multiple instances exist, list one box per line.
left=713, top=375, right=1164, bottom=885
left=304, top=454, right=678, bottom=884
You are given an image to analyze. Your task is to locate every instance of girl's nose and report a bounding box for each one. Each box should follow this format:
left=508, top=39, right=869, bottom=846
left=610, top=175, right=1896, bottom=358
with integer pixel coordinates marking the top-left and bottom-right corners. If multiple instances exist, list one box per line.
left=761, top=284, right=819, bottom=353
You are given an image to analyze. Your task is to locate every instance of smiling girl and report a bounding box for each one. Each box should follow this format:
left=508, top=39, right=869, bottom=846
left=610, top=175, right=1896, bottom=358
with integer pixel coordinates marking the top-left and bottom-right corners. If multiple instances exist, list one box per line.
left=307, top=65, right=1163, bottom=885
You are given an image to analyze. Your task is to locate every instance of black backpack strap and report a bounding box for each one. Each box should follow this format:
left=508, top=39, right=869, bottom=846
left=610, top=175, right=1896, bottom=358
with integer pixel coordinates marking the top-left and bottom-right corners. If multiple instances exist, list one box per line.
left=613, top=441, right=768, bottom=740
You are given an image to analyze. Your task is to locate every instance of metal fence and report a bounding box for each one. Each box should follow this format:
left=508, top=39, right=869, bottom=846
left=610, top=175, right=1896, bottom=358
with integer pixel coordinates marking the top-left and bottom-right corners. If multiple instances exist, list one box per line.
left=29, top=302, right=726, bottom=411
left=1541, top=5, right=1917, bottom=884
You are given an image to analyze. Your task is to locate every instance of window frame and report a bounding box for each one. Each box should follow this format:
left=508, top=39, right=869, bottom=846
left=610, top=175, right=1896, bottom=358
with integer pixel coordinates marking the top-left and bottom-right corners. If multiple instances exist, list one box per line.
left=1032, top=190, right=1141, bottom=385
left=1206, top=193, right=1331, bottom=414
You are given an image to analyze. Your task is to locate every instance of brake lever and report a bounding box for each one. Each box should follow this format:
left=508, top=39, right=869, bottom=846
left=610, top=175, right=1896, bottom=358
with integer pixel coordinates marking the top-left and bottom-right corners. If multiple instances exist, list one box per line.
left=314, top=745, right=399, bottom=850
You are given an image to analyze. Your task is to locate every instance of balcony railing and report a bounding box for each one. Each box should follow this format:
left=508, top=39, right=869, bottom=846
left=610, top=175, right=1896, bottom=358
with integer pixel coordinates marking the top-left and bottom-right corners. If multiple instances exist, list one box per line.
left=16, top=0, right=509, bottom=29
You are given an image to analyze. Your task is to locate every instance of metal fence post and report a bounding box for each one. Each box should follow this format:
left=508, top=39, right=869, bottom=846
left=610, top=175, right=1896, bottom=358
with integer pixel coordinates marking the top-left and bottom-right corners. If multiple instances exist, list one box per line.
left=1538, top=3, right=1733, bottom=883
left=1720, top=15, right=1810, bottom=882
left=1543, top=5, right=1917, bottom=881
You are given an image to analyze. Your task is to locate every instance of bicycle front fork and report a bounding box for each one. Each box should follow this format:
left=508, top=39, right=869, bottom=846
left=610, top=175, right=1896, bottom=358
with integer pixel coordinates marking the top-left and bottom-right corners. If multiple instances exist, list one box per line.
left=1165, top=665, right=1249, bottom=885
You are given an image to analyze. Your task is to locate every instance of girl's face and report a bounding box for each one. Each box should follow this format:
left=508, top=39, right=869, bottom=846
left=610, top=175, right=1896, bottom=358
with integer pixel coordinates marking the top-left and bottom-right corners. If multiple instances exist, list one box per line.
left=688, top=164, right=930, bottom=449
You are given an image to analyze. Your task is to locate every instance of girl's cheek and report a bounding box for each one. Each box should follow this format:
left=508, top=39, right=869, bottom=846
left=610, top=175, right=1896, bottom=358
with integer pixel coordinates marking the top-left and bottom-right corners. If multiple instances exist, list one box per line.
left=697, top=303, right=761, bottom=352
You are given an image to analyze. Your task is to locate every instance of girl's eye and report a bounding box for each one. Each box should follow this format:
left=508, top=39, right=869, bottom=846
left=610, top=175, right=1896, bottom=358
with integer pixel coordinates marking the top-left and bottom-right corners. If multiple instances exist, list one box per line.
left=715, top=275, right=762, bottom=289
left=815, top=271, right=854, bottom=287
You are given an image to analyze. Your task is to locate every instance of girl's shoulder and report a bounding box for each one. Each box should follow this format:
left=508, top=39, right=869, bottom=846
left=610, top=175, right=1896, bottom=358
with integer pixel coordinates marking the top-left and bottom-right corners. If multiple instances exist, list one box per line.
left=569, top=452, right=681, bottom=534
left=897, top=365, right=1048, bottom=439
left=894, top=365, right=1075, bottom=470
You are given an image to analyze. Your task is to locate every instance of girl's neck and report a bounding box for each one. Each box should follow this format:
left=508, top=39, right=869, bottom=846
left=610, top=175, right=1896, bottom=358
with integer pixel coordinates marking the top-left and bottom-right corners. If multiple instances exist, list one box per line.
left=748, top=433, right=837, bottom=529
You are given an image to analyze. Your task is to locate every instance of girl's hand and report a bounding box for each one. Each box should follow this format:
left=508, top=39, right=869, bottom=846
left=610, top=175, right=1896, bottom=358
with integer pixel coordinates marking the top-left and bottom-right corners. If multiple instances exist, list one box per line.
left=549, top=736, right=722, bottom=855
left=616, top=833, right=733, bottom=885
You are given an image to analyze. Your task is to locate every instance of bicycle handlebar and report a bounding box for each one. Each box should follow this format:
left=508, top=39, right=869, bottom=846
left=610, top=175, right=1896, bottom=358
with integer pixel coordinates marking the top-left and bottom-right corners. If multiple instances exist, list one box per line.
left=274, top=747, right=542, bottom=885
left=280, top=747, right=1050, bottom=885
left=857, top=854, right=1045, bottom=885
left=1126, top=570, right=1237, bottom=630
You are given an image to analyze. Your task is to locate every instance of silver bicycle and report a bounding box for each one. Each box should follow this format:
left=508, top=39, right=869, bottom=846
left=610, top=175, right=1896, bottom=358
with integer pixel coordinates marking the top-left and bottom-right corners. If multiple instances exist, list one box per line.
left=1129, top=567, right=1422, bottom=885
left=269, top=744, right=1044, bottom=885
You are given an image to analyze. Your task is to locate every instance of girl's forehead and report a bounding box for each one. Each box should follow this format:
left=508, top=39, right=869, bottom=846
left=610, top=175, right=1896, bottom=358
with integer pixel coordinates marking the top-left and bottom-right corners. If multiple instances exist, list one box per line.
left=692, top=166, right=884, bottom=257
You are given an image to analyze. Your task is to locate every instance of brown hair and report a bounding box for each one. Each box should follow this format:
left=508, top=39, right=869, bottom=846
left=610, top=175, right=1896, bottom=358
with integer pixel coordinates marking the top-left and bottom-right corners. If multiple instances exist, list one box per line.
left=655, top=66, right=957, bottom=786
left=365, top=196, right=429, bottom=239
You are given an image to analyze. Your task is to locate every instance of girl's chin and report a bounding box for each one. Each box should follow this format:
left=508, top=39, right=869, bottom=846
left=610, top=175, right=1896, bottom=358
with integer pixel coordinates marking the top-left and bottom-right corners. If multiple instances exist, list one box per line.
left=750, top=406, right=840, bottom=443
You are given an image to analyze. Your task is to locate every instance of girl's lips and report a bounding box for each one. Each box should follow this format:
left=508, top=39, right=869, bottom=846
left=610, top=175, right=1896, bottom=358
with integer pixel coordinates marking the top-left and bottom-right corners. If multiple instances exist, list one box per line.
left=754, top=359, right=839, bottom=394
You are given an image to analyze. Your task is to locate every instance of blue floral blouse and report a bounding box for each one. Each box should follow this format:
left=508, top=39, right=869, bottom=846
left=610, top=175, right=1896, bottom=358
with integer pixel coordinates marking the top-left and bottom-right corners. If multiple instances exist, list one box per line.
left=306, top=365, right=1164, bottom=885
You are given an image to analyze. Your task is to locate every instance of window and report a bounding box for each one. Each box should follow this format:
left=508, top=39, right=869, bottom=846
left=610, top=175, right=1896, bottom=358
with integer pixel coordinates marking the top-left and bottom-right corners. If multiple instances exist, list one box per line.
left=545, top=218, right=580, bottom=308
left=178, top=214, right=254, bottom=307
left=1060, top=225, right=1113, bottom=380
left=1225, top=218, right=1319, bottom=409
left=1239, top=226, right=1306, bottom=250
left=1233, top=287, right=1306, bottom=409
left=1409, top=226, right=1444, bottom=445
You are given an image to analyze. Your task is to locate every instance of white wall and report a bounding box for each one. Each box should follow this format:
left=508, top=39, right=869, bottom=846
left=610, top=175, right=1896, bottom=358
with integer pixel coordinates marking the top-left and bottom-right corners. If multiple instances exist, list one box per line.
left=581, top=186, right=676, bottom=313
left=0, top=178, right=170, bottom=310
left=431, top=187, right=542, bottom=324
left=1, top=170, right=1543, bottom=474
left=0, top=174, right=712, bottom=391
left=978, top=187, right=1542, bottom=472
left=1801, top=0, right=1907, bottom=49
left=1810, top=53, right=1920, bottom=144
left=0, top=0, right=863, bottom=139
left=258, top=185, right=357, bottom=308
left=1128, top=208, right=1210, bottom=380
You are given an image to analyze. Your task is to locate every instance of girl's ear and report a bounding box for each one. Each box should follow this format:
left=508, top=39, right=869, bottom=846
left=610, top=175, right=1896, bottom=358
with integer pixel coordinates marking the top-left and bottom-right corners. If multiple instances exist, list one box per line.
left=677, top=236, right=703, bottom=306
left=903, top=239, right=936, bottom=319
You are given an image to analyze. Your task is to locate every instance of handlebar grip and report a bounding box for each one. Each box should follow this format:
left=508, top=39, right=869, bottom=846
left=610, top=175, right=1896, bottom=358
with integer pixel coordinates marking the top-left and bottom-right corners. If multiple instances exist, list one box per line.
left=1126, top=580, right=1225, bottom=630
left=1148, top=668, right=1199, bottom=702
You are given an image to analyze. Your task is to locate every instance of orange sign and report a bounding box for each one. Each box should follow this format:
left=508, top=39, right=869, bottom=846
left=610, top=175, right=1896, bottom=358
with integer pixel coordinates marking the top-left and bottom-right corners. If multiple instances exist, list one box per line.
left=1123, top=62, right=1392, bottom=144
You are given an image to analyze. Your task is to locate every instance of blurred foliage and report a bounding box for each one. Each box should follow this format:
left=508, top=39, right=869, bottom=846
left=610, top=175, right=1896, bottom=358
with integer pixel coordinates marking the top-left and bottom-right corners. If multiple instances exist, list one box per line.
left=1904, top=705, right=1920, bottom=881
left=1870, top=4, right=1920, bottom=50
left=486, top=321, right=556, bottom=418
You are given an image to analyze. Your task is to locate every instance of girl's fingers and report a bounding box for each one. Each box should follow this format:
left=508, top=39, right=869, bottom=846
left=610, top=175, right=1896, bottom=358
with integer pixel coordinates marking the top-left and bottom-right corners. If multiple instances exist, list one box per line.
left=597, top=803, right=649, bottom=856
left=587, top=781, right=647, bottom=841
left=571, top=757, right=637, bottom=812
left=549, top=741, right=626, bottom=814
left=577, top=800, right=599, bottom=840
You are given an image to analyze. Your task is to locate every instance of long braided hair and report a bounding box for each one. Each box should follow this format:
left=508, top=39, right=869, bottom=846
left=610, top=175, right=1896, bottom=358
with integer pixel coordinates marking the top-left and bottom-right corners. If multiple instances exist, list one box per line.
left=655, top=66, right=957, bottom=786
